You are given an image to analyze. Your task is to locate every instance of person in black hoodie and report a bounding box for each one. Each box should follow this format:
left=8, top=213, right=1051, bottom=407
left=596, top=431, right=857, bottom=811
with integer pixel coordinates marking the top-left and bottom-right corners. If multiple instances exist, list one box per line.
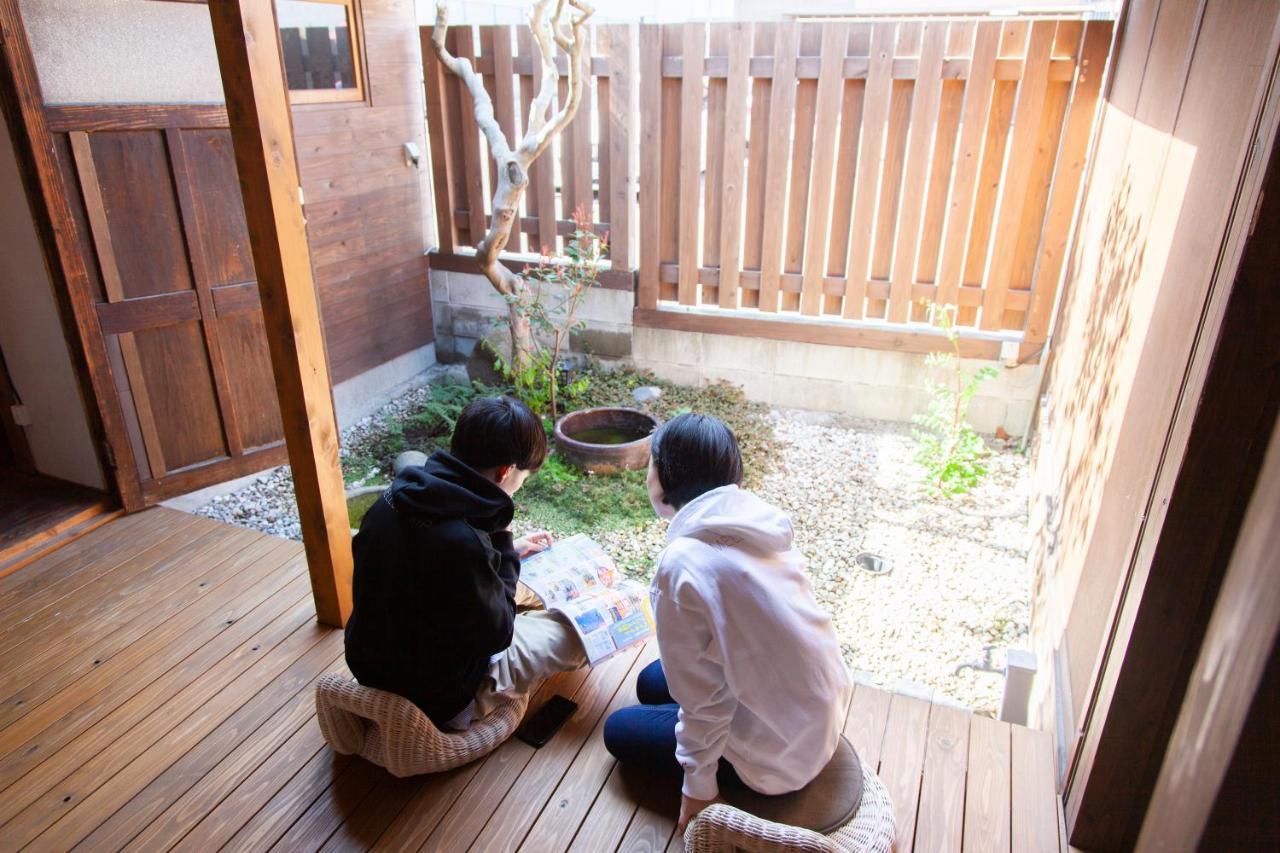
left=344, top=395, right=586, bottom=729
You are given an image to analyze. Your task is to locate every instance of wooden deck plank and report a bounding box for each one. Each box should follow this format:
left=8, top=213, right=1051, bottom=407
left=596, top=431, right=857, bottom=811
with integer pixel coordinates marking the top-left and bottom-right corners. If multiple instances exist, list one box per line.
left=0, top=552, right=307, bottom=787
left=0, top=535, right=299, bottom=735
left=844, top=682, right=893, bottom=769
left=0, top=508, right=180, bottom=617
left=459, top=645, right=642, bottom=852
left=112, top=660, right=348, bottom=851
left=877, top=692, right=932, bottom=852
left=915, top=703, right=972, bottom=853
left=0, top=601, right=322, bottom=846
left=1011, top=724, right=1057, bottom=853
left=964, top=714, right=1012, bottom=853
left=0, top=513, right=1070, bottom=851
left=0, top=513, right=220, bottom=657
left=524, top=644, right=659, bottom=851
left=368, top=669, right=590, bottom=851
left=24, top=630, right=339, bottom=849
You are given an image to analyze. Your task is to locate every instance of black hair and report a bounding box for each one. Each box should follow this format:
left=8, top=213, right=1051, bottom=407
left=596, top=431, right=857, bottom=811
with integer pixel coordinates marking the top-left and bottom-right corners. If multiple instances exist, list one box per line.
left=450, top=396, right=548, bottom=472
left=650, top=413, right=743, bottom=510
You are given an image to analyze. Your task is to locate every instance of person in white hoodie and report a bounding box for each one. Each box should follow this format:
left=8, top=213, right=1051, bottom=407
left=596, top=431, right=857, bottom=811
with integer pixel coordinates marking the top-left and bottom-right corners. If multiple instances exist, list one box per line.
left=602, top=414, right=853, bottom=834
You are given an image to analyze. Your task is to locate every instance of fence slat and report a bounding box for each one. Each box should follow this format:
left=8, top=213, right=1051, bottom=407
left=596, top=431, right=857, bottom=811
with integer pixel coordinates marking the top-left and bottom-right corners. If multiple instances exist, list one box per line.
left=659, top=26, right=683, bottom=303
left=825, top=26, right=869, bottom=315
left=597, top=31, right=612, bottom=235
left=677, top=23, right=706, bottom=305
left=454, top=27, right=488, bottom=247
left=936, top=21, right=998, bottom=311
left=960, top=22, right=1022, bottom=326
left=605, top=25, right=634, bottom=268
left=843, top=22, right=895, bottom=319
left=758, top=23, right=800, bottom=312
left=703, top=24, right=730, bottom=306
left=718, top=23, right=751, bottom=309
left=1024, top=19, right=1112, bottom=349
left=740, top=22, right=775, bottom=311
left=571, top=36, right=594, bottom=224
left=638, top=24, right=662, bottom=309
left=981, top=20, right=1056, bottom=329
left=799, top=24, right=849, bottom=316
left=782, top=24, right=821, bottom=312
left=887, top=22, right=947, bottom=323
left=422, top=27, right=459, bottom=253
left=870, top=23, right=918, bottom=319
left=518, top=28, right=557, bottom=254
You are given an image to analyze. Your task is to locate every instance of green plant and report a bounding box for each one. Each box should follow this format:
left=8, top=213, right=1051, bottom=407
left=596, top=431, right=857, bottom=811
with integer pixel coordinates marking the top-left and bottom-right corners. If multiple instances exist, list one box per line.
left=494, top=204, right=604, bottom=419
left=912, top=304, right=999, bottom=498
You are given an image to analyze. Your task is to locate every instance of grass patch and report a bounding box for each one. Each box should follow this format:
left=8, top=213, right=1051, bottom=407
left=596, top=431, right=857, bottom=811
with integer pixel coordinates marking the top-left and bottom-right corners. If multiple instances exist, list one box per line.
left=347, top=491, right=380, bottom=529
left=513, top=454, right=653, bottom=536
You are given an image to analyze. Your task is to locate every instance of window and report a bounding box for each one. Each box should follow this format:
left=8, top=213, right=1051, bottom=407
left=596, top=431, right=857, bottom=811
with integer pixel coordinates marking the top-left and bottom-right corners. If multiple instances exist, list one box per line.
left=278, top=0, right=365, bottom=105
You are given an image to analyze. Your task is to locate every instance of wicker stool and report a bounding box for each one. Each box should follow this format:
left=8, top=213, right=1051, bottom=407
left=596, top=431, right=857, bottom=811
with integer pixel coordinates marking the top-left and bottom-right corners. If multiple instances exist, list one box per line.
left=683, top=759, right=896, bottom=853
left=315, top=674, right=528, bottom=777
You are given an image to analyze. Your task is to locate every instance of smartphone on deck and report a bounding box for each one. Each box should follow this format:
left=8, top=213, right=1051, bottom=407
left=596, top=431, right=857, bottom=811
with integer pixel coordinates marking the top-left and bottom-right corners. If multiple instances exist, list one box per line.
left=515, top=694, right=578, bottom=748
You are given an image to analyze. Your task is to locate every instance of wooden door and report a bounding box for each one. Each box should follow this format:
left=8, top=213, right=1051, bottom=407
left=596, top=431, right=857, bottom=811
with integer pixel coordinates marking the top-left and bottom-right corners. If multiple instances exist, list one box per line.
left=47, top=106, right=286, bottom=506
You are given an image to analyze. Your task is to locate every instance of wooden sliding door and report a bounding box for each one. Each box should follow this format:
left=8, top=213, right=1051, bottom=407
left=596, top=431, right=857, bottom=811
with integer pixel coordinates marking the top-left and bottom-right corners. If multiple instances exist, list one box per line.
left=47, top=105, right=285, bottom=506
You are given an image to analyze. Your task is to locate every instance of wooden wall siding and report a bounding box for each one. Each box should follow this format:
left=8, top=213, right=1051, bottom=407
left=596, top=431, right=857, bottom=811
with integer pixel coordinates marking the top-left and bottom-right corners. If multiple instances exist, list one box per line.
left=636, top=18, right=1112, bottom=346
left=293, top=0, right=432, bottom=384
left=421, top=23, right=636, bottom=265
left=47, top=110, right=287, bottom=500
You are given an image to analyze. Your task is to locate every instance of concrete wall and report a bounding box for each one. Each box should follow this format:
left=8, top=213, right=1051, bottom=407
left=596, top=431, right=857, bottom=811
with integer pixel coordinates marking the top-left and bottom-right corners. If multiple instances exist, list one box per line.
left=0, top=115, right=104, bottom=489
left=332, top=342, right=438, bottom=431
left=430, top=269, right=634, bottom=363
left=635, top=326, right=1037, bottom=436
left=21, top=0, right=223, bottom=104
left=433, top=269, right=1038, bottom=434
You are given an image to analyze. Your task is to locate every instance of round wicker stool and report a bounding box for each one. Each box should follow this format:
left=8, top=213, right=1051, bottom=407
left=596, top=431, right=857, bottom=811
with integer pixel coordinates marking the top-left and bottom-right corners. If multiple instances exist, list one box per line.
left=314, top=674, right=528, bottom=777
left=683, top=759, right=896, bottom=853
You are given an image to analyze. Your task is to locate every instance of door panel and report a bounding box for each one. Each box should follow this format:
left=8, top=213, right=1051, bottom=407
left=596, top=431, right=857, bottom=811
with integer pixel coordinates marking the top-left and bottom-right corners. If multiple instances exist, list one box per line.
left=51, top=108, right=285, bottom=504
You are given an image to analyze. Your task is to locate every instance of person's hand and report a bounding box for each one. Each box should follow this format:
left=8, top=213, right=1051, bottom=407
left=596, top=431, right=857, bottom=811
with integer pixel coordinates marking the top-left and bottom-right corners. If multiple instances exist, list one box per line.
left=514, top=530, right=554, bottom=558
left=676, top=794, right=719, bottom=836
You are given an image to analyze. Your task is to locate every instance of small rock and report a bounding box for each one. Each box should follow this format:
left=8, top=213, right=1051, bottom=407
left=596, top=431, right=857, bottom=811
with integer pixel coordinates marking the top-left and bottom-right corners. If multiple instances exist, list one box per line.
left=393, top=450, right=429, bottom=477
left=632, top=385, right=663, bottom=406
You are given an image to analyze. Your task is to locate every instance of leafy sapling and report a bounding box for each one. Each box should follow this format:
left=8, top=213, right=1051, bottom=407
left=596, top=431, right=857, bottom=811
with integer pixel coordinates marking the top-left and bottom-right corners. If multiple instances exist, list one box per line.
left=912, top=304, right=1000, bottom=498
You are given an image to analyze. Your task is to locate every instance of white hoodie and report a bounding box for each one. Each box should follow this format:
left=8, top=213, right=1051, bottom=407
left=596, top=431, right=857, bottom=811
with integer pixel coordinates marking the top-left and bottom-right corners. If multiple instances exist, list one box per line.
left=651, top=485, right=852, bottom=801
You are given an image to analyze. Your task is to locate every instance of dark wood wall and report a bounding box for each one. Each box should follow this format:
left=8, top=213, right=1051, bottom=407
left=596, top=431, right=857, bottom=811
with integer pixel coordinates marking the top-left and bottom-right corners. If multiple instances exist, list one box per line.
left=293, top=0, right=433, bottom=384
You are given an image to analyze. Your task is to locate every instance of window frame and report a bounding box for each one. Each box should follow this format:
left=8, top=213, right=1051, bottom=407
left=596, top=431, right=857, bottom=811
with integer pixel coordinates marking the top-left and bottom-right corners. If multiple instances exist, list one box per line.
left=279, top=0, right=367, bottom=106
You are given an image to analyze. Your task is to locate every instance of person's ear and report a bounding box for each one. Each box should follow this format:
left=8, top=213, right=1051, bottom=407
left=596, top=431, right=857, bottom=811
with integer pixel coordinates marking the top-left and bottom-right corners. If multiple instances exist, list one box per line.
left=492, top=464, right=514, bottom=485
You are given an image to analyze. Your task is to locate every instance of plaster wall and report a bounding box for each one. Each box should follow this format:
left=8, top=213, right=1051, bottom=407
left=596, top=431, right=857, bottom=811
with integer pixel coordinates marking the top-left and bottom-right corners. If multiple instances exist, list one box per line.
left=20, top=0, right=223, bottom=104
left=433, top=269, right=1038, bottom=434
left=0, top=115, right=104, bottom=489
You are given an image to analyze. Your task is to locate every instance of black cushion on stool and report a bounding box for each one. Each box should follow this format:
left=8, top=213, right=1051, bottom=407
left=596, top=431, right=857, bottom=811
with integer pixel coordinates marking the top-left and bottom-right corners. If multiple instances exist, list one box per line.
left=719, top=735, right=864, bottom=834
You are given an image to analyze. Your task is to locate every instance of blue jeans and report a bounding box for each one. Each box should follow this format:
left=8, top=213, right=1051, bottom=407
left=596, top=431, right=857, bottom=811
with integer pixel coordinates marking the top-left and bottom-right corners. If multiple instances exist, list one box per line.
left=602, top=659, right=742, bottom=787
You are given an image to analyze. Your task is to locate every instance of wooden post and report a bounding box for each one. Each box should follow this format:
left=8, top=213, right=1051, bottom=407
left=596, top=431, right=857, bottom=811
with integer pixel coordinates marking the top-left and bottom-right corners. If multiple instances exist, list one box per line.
left=207, top=0, right=353, bottom=627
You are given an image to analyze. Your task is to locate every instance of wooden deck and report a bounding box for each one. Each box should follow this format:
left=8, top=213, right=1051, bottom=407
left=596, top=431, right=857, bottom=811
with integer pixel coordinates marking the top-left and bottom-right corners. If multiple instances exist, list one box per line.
left=0, top=509, right=1063, bottom=851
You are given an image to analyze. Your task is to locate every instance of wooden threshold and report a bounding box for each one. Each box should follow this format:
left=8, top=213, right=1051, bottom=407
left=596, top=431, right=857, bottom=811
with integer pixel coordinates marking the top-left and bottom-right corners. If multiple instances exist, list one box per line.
left=0, top=511, right=1065, bottom=850
left=0, top=471, right=118, bottom=579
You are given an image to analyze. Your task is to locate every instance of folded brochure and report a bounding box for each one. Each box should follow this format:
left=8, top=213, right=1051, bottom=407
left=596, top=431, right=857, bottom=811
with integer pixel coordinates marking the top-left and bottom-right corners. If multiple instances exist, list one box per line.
left=519, top=534, right=655, bottom=666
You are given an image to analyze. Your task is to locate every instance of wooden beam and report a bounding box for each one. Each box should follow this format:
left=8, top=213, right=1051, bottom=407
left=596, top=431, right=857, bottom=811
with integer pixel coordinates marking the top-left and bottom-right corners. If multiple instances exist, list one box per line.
left=207, top=0, right=353, bottom=628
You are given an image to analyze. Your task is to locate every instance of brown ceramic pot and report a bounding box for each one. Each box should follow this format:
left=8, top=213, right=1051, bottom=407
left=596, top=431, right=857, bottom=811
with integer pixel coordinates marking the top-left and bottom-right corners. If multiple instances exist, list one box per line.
left=553, top=407, right=661, bottom=474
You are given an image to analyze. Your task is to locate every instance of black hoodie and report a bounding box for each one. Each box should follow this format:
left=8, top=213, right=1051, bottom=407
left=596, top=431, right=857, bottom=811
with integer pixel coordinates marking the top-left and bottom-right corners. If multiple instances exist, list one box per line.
left=343, top=450, right=521, bottom=725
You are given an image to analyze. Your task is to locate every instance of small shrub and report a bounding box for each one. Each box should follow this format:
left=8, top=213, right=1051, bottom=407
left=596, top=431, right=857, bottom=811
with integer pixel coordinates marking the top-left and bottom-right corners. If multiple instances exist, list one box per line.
left=495, top=205, right=604, bottom=418
left=912, top=304, right=999, bottom=498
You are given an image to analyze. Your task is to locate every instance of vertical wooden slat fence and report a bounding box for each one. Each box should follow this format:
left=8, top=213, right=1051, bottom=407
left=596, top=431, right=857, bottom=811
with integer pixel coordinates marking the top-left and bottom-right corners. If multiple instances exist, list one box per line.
left=423, top=17, right=1113, bottom=357
left=422, top=24, right=634, bottom=263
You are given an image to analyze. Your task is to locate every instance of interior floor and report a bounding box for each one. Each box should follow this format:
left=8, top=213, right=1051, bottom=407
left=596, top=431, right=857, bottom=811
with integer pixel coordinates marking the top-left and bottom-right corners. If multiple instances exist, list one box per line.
left=0, top=468, right=113, bottom=575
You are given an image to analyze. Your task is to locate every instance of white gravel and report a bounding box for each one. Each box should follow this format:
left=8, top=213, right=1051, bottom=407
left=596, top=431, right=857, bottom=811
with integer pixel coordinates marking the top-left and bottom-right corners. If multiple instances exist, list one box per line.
left=196, top=395, right=1030, bottom=716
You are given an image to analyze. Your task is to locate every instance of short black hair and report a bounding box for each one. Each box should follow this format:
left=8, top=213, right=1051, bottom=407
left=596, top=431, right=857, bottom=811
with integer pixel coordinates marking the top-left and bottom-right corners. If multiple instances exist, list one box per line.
left=650, top=413, right=743, bottom=510
left=450, top=396, right=548, bottom=472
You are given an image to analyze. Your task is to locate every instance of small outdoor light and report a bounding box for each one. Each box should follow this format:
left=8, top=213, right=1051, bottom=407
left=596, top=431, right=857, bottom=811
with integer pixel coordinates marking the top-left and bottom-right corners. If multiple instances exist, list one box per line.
left=856, top=552, right=891, bottom=576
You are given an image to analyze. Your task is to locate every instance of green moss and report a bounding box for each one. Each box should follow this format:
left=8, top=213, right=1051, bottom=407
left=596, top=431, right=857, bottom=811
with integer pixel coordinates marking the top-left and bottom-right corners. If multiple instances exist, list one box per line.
left=340, top=361, right=777, bottom=550
left=347, top=491, right=380, bottom=529
left=514, top=454, right=653, bottom=536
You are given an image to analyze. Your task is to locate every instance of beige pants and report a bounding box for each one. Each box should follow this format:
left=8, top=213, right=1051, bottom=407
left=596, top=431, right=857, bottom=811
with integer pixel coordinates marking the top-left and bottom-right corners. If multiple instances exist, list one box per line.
left=471, top=609, right=587, bottom=720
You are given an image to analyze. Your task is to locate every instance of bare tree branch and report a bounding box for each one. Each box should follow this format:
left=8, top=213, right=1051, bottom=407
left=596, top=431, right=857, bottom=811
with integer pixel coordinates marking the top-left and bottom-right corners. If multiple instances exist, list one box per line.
left=430, top=4, right=513, bottom=163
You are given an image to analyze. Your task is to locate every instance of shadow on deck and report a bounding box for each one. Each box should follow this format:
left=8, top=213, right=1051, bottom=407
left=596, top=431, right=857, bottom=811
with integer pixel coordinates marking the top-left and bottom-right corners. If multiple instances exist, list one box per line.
left=0, top=509, right=1063, bottom=851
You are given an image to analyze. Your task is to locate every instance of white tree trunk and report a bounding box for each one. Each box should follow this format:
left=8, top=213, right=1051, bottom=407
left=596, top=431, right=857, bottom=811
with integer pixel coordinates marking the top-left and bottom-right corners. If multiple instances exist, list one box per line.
left=431, top=0, right=594, bottom=370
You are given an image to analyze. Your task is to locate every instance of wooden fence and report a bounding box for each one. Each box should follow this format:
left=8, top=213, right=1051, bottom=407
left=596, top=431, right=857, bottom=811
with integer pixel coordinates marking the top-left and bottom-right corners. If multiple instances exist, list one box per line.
left=422, top=17, right=1113, bottom=355
left=421, top=24, right=634, bottom=268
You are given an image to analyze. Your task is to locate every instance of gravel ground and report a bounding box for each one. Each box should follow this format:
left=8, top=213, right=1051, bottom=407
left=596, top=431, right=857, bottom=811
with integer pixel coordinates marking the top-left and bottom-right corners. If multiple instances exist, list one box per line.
left=196, top=395, right=1030, bottom=716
